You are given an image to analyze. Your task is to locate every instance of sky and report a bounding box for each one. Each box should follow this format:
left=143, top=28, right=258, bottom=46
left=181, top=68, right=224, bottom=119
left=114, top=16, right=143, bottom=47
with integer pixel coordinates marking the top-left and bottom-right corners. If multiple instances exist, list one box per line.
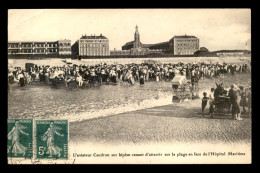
left=8, top=9, right=251, bottom=51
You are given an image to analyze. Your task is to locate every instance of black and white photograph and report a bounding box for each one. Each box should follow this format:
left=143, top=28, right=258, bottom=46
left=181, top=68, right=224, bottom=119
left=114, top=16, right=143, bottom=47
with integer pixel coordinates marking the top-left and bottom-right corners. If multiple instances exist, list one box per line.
left=7, top=9, right=251, bottom=164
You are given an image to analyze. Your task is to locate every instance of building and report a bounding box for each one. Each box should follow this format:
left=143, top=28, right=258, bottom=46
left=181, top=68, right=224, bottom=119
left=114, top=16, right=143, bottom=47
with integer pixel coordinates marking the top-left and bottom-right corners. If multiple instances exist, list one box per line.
left=122, top=25, right=143, bottom=50
left=71, top=41, right=79, bottom=56
left=144, top=41, right=170, bottom=52
left=121, top=25, right=150, bottom=55
left=58, top=39, right=71, bottom=55
left=8, top=41, right=59, bottom=55
left=121, top=26, right=199, bottom=56
left=119, top=25, right=164, bottom=56
left=169, top=35, right=199, bottom=55
left=213, top=50, right=251, bottom=56
left=77, top=34, right=109, bottom=56
left=110, top=49, right=130, bottom=56
left=8, top=40, right=71, bottom=55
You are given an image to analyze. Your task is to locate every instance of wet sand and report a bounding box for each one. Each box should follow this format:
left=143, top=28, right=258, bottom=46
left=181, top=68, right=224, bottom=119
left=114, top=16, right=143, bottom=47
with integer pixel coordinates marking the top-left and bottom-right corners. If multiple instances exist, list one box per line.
left=69, top=99, right=251, bottom=145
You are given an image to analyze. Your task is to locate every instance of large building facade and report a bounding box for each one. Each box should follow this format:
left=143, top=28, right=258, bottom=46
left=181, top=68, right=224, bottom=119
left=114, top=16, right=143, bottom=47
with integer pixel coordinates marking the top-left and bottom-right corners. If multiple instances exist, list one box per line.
left=169, top=35, right=199, bottom=55
left=8, top=40, right=71, bottom=55
left=58, top=39, right=71, bottom=55
left=77, top=34, right=109, bottom=56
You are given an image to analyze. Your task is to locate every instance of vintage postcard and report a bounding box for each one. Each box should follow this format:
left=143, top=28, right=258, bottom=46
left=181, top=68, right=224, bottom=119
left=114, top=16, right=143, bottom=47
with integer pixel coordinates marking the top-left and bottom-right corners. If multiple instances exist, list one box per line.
left=8, top=9, right=251, bottom=164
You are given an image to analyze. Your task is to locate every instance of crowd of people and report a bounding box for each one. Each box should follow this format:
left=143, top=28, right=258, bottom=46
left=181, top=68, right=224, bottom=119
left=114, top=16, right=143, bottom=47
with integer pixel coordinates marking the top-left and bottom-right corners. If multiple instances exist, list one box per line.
left=8, top=61, right=250, bottom=88
left=8, top=60, right=251, bottom=119
left=201, top=84, right=251, bottom=120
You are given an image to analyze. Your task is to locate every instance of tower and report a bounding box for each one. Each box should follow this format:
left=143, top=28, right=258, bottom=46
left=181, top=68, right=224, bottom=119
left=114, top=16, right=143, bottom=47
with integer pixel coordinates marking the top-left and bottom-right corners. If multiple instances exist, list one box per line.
left=134, top=25, right=141, bottom=48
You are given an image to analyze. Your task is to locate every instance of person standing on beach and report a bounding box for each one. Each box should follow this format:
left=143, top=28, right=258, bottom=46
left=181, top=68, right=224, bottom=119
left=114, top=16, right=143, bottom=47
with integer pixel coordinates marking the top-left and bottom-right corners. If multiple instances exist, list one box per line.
left=239, top=86, right=247, bottom=114
left=76, top=73, right=83, bottom=87
left=209, top=88, right=215, bottom=118
left=139, top=74, right=144, bottom=86
left=155, top=71, right=160, bottom=83
left=247, top=87, right=251, bottom=117
left=228, top=84, right=242, bottom=120
left=17, top=71, right=25, bottom=87
left=191, top=67, right=195, bottom=89
left=146, top=67, right=150, bottom=82
left=202, top=92, right=208, bottom=116
left=45, top=69, right=49, bottom=85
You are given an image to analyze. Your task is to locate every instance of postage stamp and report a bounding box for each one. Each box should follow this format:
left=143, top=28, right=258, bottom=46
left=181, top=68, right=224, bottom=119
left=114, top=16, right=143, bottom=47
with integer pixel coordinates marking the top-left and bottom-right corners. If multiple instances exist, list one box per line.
left=35, top=120, right=68, bottom=159
left=7, top=119, right=33, bottom=158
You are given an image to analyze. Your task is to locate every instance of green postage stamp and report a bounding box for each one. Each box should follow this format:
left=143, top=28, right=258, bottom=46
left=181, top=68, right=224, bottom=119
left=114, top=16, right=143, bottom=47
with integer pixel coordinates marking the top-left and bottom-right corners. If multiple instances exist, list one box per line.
left=36, top=120, right=68, bottom=159
left=8, top=119, right=33, bottom=158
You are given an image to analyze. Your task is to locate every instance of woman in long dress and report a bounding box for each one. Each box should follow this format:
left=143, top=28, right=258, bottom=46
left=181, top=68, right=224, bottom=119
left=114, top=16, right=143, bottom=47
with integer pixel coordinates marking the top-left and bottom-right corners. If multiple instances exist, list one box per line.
left=17, top=72, right=25, bottom=87
left=41, top=122, right=64, bottom=157
left=229, top=84, right=242, bottom=120
left=239, top=86, right=247, bottom=114
left=155, top=71, right=160, bottom=83
left=8, top=121, right=29, bottom=156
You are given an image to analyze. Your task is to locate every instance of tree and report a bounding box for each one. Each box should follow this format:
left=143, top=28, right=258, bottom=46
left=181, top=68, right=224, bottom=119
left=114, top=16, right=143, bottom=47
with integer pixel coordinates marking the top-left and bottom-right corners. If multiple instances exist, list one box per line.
left=194, top=47, right=209, bottom=55
left=200, top=47, right=209, bottom=52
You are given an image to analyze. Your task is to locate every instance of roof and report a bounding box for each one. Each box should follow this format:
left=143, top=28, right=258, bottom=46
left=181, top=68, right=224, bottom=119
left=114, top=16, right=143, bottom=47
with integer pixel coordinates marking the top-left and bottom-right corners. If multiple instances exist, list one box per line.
left=123, top=41, right=134, bottom=47
left=144, top=41, right=169, bottom=48
left=212, top=49, right=251, bottom=53
left=142, top=44, right=154, bottom=48
left=8, top=41, right=58, bottom=43
left=58, top=39, right=71, bottom=42
left=80, top=35, right=108, bottom=39
left=174, top=35, right=197, bottom=39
